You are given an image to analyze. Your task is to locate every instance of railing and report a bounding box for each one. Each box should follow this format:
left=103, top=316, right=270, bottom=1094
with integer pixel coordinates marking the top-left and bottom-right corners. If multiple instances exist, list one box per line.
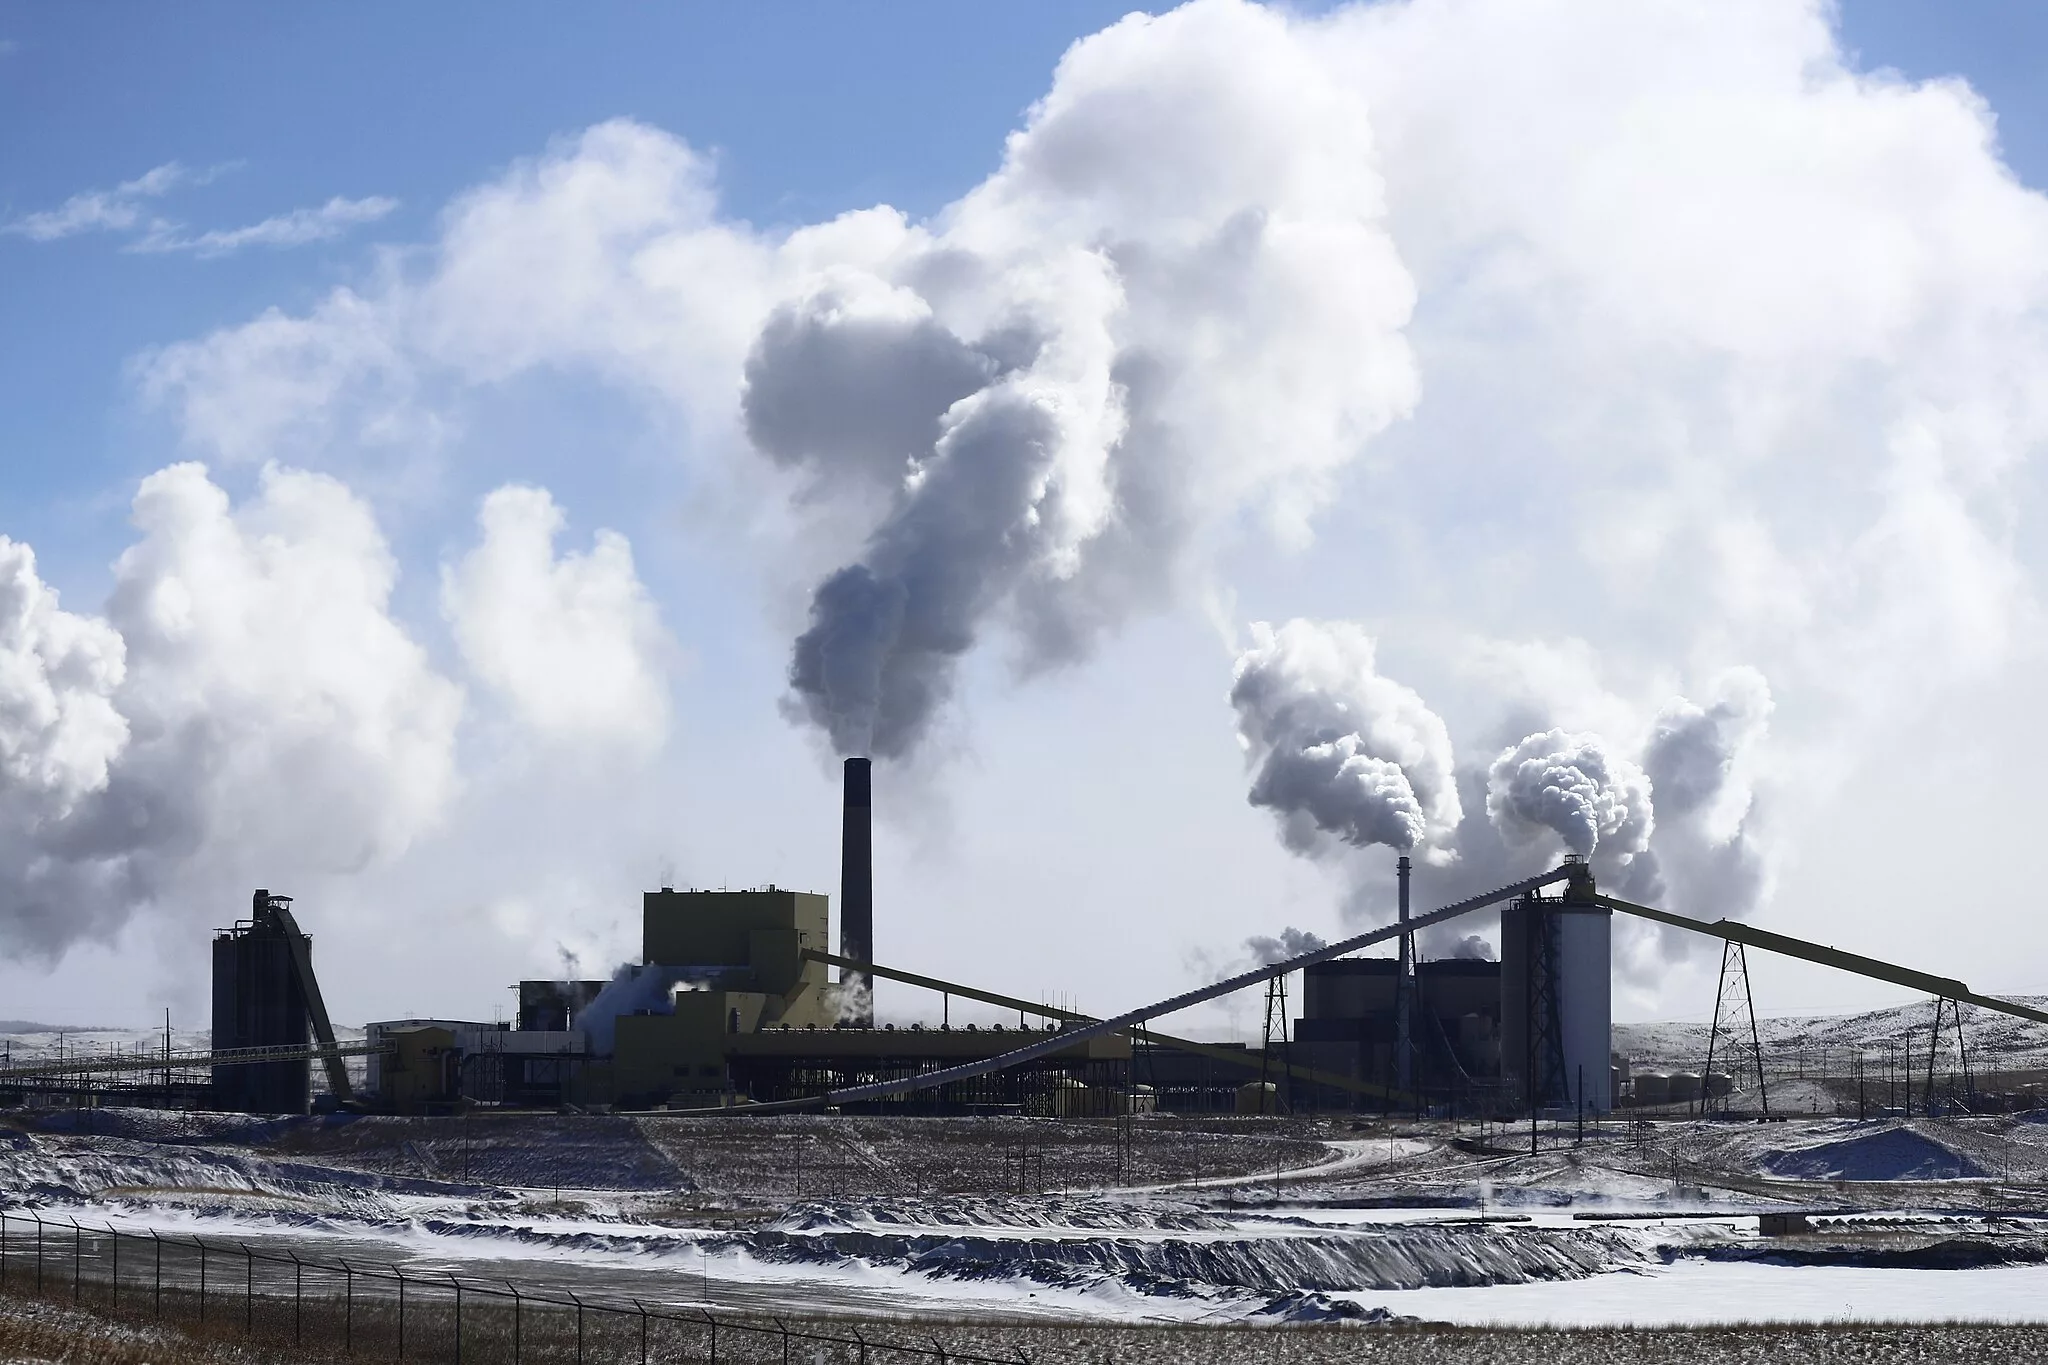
left=0, top=1040, right=390, bottom=1082
left=0, top=1207, right=1037, bottom=1363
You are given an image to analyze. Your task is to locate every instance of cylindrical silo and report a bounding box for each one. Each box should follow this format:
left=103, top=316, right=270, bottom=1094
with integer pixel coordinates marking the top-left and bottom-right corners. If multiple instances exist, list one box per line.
left=1499, top=862, right=1612, bottom=1114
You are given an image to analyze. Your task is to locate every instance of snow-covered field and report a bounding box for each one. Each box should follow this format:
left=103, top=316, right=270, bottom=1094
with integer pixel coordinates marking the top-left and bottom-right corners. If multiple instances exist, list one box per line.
left=5, top=995, right=2047, bottom=1334
left=3, top=1105, right=2047, bottom=1329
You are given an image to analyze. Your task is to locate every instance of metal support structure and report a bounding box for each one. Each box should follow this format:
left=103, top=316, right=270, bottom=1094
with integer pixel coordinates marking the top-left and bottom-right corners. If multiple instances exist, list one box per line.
left=1394, top=855, right=1413, bottom=1095
left=1522, top=895, right=1569, bottom=1114
left=1925, top=995, right=1974, bottom=1114
left=1256, top=970, right=1290, bottom=1114
left=805, top=946, right=1415, bottom=1105
left=810, top=868, right=1570, bottom=1112
left=1701, top=939, right=1769, bottom=1116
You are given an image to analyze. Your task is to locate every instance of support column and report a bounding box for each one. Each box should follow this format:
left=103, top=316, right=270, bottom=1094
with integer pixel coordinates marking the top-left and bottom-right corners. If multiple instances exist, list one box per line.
left=1394, top=855, right=1413, bottom=1096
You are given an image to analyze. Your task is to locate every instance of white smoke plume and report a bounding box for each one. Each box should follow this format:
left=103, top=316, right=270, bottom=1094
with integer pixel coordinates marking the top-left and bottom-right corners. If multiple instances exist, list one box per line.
left=442, top=484, right=671, bottom=752
left=1627, top=668, right=1774, bottom=923
left=0, top=464, right=465, bottom=959
left=824, top=975, right=875, bottom=1027
left=1486, top=729, right=1655, bottom=865
left=1230, top=620, right=1461, bottom=862
left=757, top=3, right=1419, bottom=757
left=0, top=463, right=663, bottom=965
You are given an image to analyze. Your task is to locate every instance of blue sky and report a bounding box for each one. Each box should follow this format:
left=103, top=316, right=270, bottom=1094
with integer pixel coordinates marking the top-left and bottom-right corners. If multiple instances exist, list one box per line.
left=4, top=1, right=2048, bottom=1031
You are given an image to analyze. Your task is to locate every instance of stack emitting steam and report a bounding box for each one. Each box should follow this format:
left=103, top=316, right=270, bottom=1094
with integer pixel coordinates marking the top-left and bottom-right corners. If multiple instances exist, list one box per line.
left=1486, top=729, right=1653, bottom=864
left=838, top=755, right=875, bottom=1027
left=1229, top=620, right=1461, bottom=862
left=1229, top=621, right=1774, bottom=974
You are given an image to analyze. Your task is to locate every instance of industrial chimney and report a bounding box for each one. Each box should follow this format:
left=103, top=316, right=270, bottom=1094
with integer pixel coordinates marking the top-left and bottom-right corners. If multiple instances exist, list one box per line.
left=839, top=756, right=875, bottom=1026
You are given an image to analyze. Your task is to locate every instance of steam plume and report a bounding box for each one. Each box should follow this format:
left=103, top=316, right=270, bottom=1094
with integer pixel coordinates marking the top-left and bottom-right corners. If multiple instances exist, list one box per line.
left=1230, top=620, right=1461, bottom=861
left=1486, top=729, right=1654, bottom=862
left=749, top=1, right=1419, bottom=758
left=1245, top=926, right=1327, bottom=966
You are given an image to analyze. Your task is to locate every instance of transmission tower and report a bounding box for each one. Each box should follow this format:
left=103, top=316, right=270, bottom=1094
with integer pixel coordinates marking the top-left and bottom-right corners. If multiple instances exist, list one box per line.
left=1924, top=995, right=1974, bottom=1114
left=1702, top=940, right=1768, bottom=1116
left=1257, top=970, right=1291, bottom=1114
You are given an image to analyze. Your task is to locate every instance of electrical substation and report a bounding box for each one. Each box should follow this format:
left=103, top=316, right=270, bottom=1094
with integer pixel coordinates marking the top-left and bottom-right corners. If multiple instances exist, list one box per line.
left=2, top=757, right=2044, bottom=1122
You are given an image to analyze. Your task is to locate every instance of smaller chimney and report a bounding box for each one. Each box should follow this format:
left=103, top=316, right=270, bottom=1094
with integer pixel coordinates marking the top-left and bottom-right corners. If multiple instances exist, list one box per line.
left=839, top=756, right=875, bottom=1027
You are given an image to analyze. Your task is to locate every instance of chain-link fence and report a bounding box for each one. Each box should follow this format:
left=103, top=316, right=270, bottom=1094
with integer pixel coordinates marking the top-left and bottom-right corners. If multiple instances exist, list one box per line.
left=0, top=1207, right=1036, bottom=1363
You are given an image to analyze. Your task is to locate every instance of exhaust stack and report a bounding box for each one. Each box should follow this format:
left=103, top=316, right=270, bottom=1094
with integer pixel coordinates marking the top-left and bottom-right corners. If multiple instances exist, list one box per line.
left=839, top=756, right=875, bottom=1026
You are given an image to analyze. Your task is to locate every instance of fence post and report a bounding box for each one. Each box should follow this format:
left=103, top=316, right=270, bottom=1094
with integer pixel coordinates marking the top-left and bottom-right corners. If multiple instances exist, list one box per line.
left=290, top=1251, right=302, bottom=1346
left=241, top=1241, right=253, bottom=1335
left=396, top=1266, right=406, bottom=1363
left=449, top=1274, right=462, bottom=1365
left=35, top=1212, right=43, bottom=1294
left=70, top=1217, right=79, bottom=1303
left=505, top=1281, right=521, bottom=1365
left=852, top=1323, right=865, bottom=1365
left=774, top=1315, right=789, bottom=1365
left=931, top=1336, right=947, bottom=1364
left=569, top=1290, right=584, bottom=1365
left=704, top=1306, right=718, bottom=1363
left=151, top=1229, right=161, bottom=1317
left=342, top=1260, right=353, bottom=1356
left=108, top=1222, right=118, bottom=1310
left=1, top=1207, right=7, bottom=1289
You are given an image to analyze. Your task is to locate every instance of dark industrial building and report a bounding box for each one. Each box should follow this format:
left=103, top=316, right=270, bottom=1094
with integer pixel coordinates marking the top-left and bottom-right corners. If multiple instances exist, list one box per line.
left=1288, top=875, right=1613, bottom=1115
left=210, top=890, right=352, bottom=1114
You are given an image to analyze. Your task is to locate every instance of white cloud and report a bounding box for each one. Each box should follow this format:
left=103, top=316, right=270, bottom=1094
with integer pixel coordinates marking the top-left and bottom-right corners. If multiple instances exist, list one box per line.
left=135, top=195, right=399, bottom=258
left=4, top=164, right=391, bottom=261
left=0, top=539, right=128, bottom=812
left=442, top=485, right=671, bottom=751
left=3, top=162, right=195, bottom=241
left=0, top=464, right=465, bottom=958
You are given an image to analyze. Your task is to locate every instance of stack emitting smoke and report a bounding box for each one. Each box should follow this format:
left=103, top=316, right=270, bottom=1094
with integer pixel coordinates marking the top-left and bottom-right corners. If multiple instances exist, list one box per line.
left=839, top=756, right=874, bottom=1027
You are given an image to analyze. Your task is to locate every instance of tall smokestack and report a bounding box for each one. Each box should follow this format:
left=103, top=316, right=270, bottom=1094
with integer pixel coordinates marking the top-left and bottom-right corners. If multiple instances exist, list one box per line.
left=839, top=756, right=874, bottom=1027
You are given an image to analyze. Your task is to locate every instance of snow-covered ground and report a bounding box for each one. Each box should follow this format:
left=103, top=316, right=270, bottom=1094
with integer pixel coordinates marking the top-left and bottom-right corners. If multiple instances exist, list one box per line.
left=4, top=1107, right=2048, bottom=1327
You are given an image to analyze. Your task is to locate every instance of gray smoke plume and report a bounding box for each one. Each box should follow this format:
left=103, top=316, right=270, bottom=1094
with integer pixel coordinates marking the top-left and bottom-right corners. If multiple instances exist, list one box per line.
left=1448, top=934, right=1495, bottom=962
left=1245, top=925, right=1327, bottom=966
left=739, top=1, right=1419, bottom=759
left=1230, top=620, right=1462, bottom=861
left=777, top=359, right=1083, bottom=757
left=1486, top=728, right=1653, bottom=861
left=1630, top=669, right=1773, bottom=925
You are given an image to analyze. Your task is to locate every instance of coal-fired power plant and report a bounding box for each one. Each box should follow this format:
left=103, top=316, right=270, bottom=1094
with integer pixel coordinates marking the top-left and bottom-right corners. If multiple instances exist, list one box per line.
left=177, top=766, right=1645, bottom=1120
left=840, top=756, right=875, bottom=1028
left=25, top=741, right=2043, bottom=1125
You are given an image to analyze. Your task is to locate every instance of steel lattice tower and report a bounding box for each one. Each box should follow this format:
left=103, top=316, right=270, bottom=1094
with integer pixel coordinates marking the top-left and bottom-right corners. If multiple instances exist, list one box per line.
left=1702, top=940, right=1769, bottom=1116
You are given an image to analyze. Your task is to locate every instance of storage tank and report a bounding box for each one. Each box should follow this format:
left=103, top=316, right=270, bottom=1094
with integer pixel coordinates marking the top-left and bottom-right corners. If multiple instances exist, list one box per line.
left=1235, top=1080, right=1287, bottom=1115
left=1634, top=1071, right=1671, bottom=1105
left=1706, top=1072, right=1734, bottom=1099
left=1051, top=1078, right=1091, bottom=1119
left=1670, top=1071, right=1703, bottom=1104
